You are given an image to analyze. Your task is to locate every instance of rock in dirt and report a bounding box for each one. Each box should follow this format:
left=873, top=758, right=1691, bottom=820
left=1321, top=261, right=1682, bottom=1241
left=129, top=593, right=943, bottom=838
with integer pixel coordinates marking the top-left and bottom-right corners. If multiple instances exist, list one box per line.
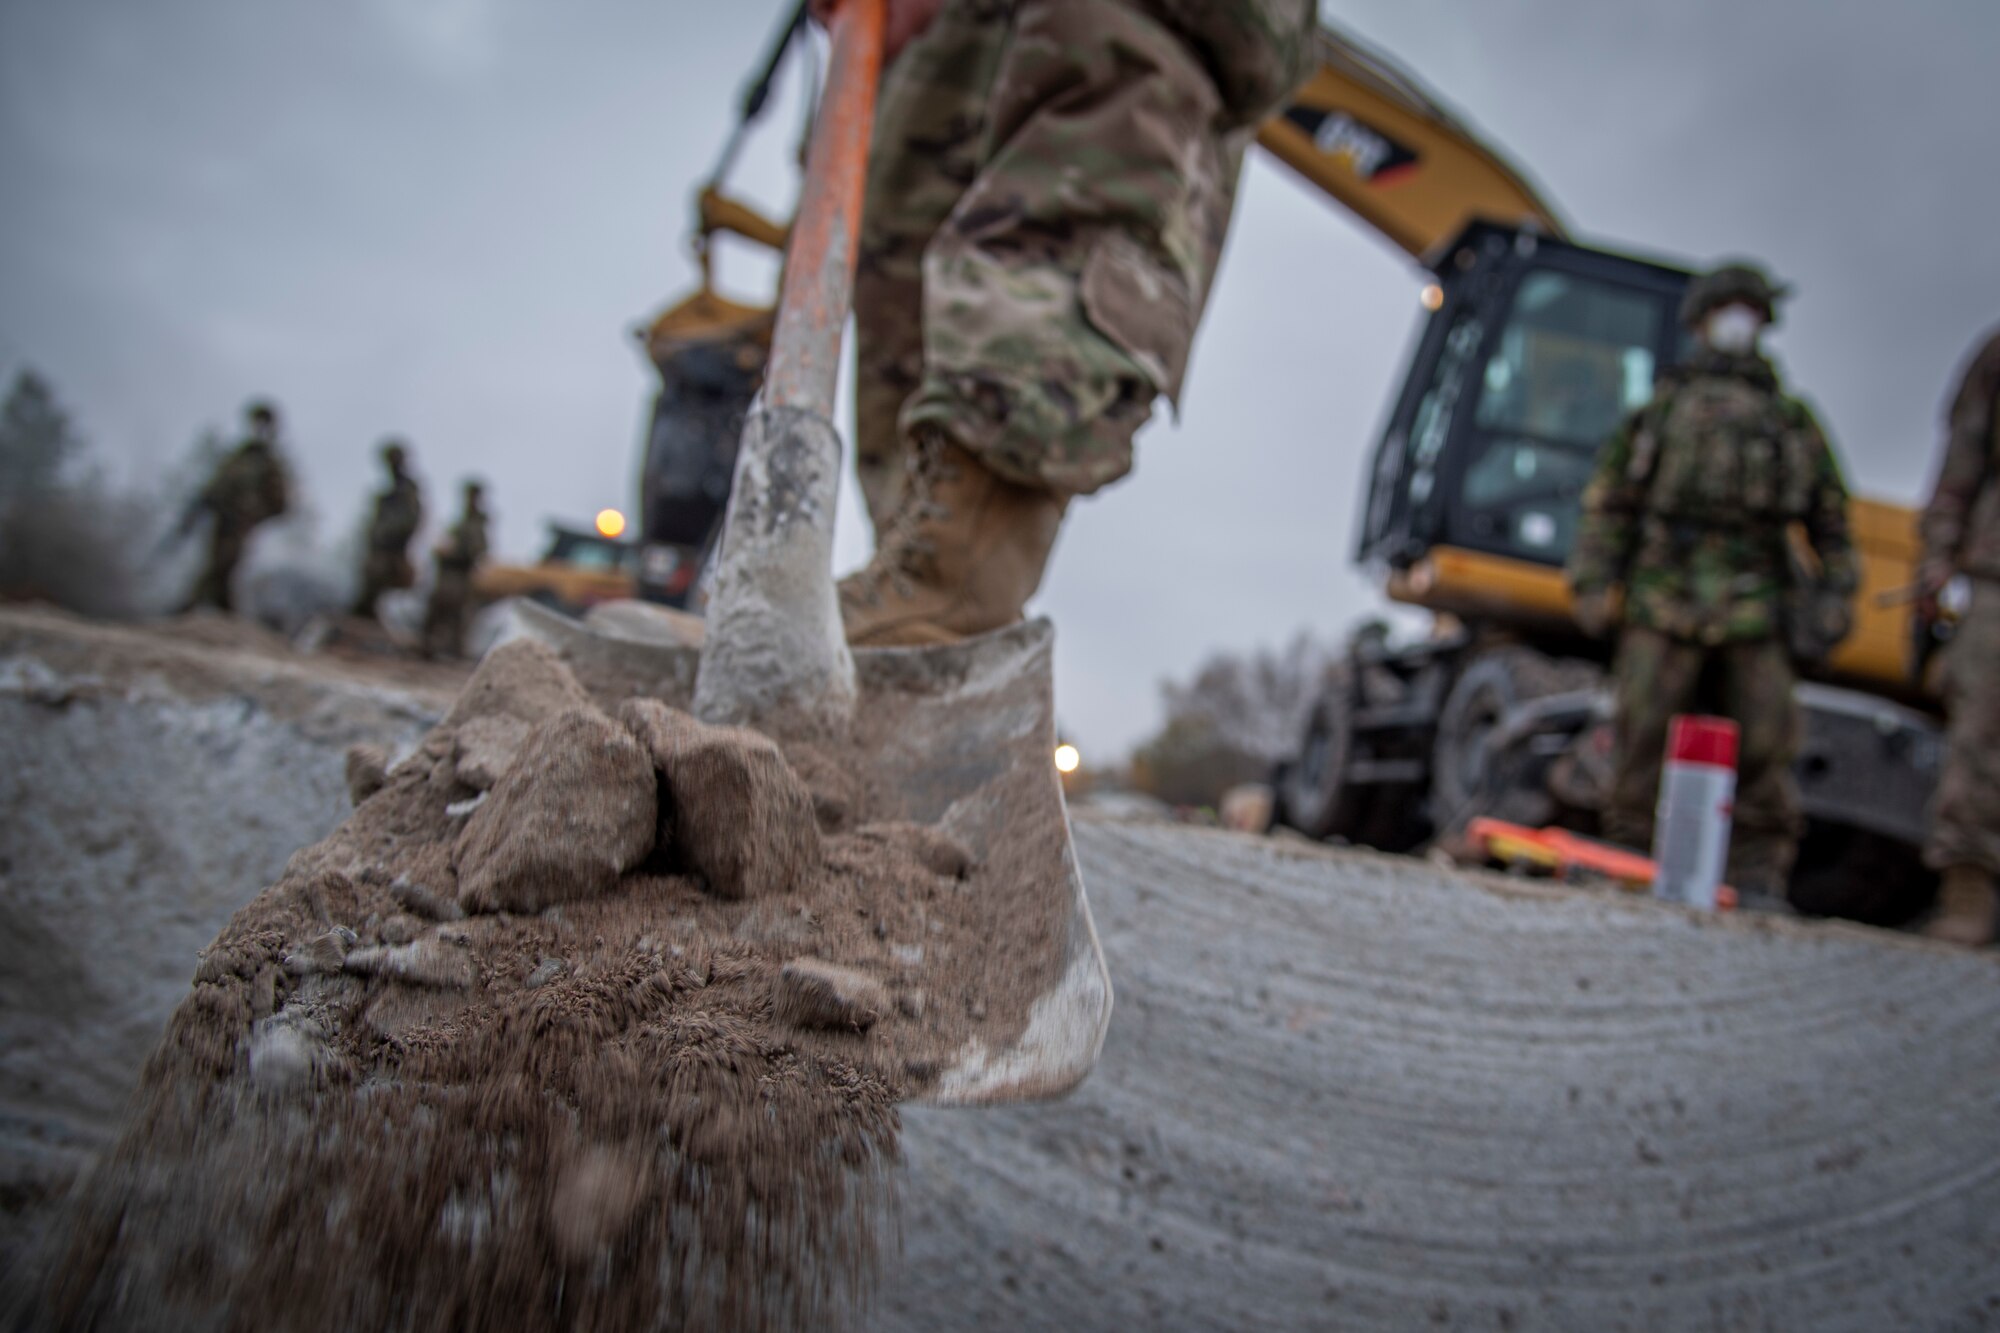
left=247, top=1023, right=320, bottom=1093
left=452, top=713, right=533, bottom=790
left=282, top=928, right=352, bottom=976
left=441, top=637, right=592, bottom=733
left=775, top=958, right=891, bottom=1032
left=548, top=1143, right=651, bottom=1264
left=453, top=707, right=656, bottom=913
left=342, top=938, right=476, bottom=989
left=390, top=876, right=463, bottom=922
left=345, top=744, right=390, bottom=806
left=617, top=698, right=820, bottom=901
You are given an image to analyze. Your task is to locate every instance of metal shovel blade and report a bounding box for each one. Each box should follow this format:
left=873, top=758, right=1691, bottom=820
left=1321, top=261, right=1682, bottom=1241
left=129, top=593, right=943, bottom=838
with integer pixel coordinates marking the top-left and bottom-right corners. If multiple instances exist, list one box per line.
left=504, top=599, right=1112, bottom=1105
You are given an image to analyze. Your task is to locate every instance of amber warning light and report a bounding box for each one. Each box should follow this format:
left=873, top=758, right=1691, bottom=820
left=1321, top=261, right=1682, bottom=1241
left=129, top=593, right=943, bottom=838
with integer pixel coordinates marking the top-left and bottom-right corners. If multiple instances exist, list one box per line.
left=595, top=508, right=628, bottom=539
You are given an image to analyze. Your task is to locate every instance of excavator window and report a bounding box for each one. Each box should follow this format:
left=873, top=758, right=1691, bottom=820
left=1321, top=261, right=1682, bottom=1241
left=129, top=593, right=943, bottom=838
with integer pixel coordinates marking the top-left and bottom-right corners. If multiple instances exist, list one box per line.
left=1356, top=223, right=1689, bottom=574
left=1473, top=272, right=1657, bottom=445
left=1452, top=269, right=1671, bottom=563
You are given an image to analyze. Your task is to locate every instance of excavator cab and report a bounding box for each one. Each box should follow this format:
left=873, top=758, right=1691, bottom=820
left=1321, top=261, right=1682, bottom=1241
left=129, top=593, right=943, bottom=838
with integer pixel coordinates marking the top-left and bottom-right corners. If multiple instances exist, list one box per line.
left=632, top=188, right=784, bottom=608
left=1357, top=220, right=1691, bottom=617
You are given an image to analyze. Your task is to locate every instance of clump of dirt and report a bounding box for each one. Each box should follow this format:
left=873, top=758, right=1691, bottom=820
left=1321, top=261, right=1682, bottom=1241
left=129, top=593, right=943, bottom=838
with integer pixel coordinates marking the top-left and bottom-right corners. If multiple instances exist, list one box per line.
left=618, top=698, right=821, bottom=902
left=455, top=707, right=657, bottom=913
left=38, top=637, right=1070, bottom=1330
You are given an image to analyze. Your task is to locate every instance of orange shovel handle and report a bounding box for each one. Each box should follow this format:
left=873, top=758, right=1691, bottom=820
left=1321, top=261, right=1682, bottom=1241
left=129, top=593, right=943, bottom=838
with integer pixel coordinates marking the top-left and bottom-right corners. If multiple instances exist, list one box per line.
left=764, top=0, right=885, bottom=414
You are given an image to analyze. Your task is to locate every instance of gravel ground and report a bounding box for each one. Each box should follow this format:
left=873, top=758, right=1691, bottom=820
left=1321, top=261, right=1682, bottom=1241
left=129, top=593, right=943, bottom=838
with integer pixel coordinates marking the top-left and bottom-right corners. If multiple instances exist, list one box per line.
left=4, top=607, right=1998, bottom=1329
left=0, top=607, right=457, bottom=1275
left=885, top=822, right=2000, bottom=1330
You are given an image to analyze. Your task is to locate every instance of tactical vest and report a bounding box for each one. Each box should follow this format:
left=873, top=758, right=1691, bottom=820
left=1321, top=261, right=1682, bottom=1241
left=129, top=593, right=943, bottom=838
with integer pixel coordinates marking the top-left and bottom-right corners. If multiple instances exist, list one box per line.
left=1631, top=374, right=1815, bottom=527
left=210, top=444, right=287, bottom=528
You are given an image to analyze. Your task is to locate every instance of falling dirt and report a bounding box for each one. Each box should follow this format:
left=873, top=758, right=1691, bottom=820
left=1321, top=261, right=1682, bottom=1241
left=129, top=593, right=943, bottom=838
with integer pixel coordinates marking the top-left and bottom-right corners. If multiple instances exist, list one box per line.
left=31, top=636, right=1068, bottom=1331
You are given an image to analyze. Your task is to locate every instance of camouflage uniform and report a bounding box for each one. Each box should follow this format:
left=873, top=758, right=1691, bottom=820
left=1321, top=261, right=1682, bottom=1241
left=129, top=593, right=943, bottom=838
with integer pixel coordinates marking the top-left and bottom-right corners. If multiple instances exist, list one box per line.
left=1920, top=327, right=2000, bottom=876
left=422, top=487, right=489, bottom=659
left=185, top=431, right=290, bottom=613
left=854, top=0, right=1314, bottom=533
left=1568, top=347, right=1858, bottom=892
left=352, top=446, right=423, bottom=620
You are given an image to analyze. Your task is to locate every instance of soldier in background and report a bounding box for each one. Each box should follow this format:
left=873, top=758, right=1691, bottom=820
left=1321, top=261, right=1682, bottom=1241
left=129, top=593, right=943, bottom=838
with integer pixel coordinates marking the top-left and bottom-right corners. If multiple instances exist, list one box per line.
left=1915, top=326, right=2000, bottom=946
left=182, top=400, right=291, bottom=613
left=422, top=479, right=488, bottom=659
left=351, top=438, right=423, bottom=621
left=1567, top=263, right=1858, bottom=905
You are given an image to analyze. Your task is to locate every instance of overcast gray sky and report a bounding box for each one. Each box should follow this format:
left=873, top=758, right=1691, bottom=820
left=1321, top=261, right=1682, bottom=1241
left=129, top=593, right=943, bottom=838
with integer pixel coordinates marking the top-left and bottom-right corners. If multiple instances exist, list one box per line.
left=3, top=1, right=1996, bottom=760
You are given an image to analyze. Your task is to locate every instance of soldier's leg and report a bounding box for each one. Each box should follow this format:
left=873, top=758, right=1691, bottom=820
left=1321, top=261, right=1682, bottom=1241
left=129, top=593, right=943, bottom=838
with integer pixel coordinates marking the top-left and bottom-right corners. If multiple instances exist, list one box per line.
left=1719, top=636, right=1802, bottom=895
left=1926, top=579, right=2000, bottom=877
left=853, top=2, right=1012, bottom=538
left=182, top=559, right=217, bottom=614
left=441, top=602, right=467, bottom=659
left=1604, top=627, right=1703, bottom=851
left=1924, top=580, right=2000, bottom=941
left=841, top=0, right=1295, bottom=646
left=192, top=527, right=245, bottom=612
left=420, top=581, right=449, bottom=658
left=430, top=573, right=474, bottom=658
left=352, top=555, right=385, bottom=619
left=897, top=0, right=1255, bottom=497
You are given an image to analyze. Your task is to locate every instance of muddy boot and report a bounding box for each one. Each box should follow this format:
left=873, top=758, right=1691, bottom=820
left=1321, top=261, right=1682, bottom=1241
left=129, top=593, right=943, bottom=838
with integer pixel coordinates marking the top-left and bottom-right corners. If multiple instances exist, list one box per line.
left=838, top=433, right=1066, bottom=647
left=1924, top=865, right=1998, bottom=947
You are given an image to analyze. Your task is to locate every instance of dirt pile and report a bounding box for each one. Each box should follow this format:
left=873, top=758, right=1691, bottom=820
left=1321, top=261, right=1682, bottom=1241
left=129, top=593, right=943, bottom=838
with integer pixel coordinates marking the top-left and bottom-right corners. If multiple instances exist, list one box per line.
left=35, top=637, right=1065, bottom=1330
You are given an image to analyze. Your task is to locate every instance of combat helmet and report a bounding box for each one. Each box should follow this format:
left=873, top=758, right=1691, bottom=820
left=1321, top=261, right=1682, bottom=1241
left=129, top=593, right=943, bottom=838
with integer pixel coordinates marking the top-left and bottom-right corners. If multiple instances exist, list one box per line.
left=379, top=437, right=409, bottom=468
left=1680, top=261, right=1790, bottom=328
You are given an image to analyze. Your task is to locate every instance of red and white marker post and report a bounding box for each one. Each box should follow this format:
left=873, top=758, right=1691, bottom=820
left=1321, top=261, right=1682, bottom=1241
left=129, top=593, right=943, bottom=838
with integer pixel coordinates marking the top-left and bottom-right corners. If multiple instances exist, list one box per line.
left=1651, top=715, right=1739, bottom=911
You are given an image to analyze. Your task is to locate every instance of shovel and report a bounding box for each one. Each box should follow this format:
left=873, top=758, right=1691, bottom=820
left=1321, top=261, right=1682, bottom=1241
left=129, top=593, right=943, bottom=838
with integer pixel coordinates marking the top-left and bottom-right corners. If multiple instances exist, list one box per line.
left=516, top=0, right=1109, bottom=1106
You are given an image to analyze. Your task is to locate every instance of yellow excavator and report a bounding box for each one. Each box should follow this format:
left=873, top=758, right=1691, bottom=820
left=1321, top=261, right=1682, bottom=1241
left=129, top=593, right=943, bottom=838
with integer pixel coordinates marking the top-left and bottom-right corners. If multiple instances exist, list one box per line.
left=1258, top=27, right=1940, bottom=925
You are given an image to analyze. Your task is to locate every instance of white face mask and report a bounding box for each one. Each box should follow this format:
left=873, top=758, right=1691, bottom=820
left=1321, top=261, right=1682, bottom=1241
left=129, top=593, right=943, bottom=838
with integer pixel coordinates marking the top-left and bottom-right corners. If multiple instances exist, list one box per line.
left=1704, top=304, right=1764, bottom=354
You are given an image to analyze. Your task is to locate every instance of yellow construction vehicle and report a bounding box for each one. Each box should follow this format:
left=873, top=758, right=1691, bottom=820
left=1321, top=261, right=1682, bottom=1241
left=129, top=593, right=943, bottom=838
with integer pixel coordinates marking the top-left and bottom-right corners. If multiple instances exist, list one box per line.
left=472, top=514, right=638, bottom=615
left=1263, top=27, right=1940, bottom=924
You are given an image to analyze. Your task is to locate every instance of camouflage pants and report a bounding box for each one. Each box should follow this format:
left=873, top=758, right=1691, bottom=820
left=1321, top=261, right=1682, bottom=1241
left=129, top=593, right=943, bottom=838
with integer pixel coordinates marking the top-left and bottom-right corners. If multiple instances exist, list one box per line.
left=1926, top=578, right=2000, bottom=874
left=854, top=0, right=1277, bottom=532
left=422, top=566, right=474, bottom=659
left=1604, top=627, right=1802, bottom=893
left=352, top=548, right=413, bottom=619
left=186, top=524, right=249, bottom=613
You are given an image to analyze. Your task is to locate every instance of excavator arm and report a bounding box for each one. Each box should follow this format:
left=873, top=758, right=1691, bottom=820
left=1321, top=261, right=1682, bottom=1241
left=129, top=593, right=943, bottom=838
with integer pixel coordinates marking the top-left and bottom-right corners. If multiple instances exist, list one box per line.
left=1256, top=26, right=1565, bottom=264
